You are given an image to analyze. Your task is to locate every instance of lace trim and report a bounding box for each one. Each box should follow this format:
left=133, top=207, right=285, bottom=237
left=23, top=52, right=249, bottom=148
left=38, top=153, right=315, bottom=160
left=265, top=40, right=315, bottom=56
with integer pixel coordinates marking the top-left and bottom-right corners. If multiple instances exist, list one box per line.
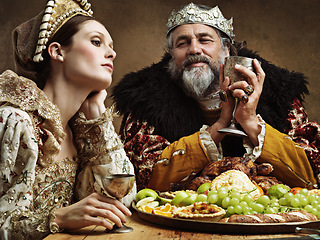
left=48, top=208, right=63, bottom=233
left=199, top=125, right=223, bottom=161
left=243, top=115, right=265, bottom=161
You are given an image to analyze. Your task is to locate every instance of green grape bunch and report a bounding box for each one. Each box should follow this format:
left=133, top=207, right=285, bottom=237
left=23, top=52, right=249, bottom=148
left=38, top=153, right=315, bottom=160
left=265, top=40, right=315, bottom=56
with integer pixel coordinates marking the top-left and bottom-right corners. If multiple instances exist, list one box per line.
left=195, top=183, right=320, bottom=219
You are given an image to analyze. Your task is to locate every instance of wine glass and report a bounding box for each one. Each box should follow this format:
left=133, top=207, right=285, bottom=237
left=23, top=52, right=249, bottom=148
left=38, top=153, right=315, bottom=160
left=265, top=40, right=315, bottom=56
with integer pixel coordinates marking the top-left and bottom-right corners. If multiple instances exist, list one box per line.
left=101, top=173, right=135, bottom=233
left=218, top=56, right=256, bottom=137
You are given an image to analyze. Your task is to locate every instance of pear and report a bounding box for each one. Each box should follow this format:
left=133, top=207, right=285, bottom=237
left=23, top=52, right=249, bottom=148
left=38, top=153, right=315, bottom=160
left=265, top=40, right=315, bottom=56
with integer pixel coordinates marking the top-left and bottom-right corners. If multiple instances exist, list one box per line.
left=171, top=191, right=189, bottom=207
left=179, top=193, right=198, bottom=207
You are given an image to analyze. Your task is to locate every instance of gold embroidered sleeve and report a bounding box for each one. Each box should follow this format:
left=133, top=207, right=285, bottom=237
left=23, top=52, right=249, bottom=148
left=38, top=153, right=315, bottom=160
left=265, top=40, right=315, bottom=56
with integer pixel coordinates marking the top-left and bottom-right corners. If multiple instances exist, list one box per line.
left=0, top=106, right=60, bottom=239
left=70, top=108, right=136, bottom=206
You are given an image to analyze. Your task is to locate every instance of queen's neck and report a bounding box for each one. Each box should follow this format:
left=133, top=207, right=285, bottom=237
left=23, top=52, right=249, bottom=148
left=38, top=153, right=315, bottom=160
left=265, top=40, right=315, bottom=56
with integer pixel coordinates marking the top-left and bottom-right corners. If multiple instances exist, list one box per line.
left=42, top=80, right=87, bottom=130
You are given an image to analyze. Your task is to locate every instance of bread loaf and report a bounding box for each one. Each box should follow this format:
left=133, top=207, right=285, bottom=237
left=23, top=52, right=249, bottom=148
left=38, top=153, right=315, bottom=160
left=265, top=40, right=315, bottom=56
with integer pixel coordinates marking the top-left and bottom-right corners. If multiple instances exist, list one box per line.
left=220, top=211, right=318, bottom=223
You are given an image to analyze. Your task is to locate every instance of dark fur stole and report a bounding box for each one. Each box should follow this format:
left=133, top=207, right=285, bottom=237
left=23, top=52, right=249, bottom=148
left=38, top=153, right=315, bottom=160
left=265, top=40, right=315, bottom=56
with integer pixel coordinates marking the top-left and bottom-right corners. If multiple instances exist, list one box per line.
left=112, top=48, right=309, bottom=146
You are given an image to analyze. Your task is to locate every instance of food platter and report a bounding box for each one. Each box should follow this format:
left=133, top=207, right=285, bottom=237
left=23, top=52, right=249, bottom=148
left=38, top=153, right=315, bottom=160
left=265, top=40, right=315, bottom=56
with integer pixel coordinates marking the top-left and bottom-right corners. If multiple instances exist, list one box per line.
left=132, top=203, right=320, bottom=234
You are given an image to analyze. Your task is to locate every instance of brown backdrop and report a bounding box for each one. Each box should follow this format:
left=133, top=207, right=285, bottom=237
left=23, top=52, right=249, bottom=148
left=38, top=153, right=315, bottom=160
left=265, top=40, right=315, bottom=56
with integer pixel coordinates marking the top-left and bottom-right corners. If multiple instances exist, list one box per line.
left=1, top=0, right=319, bottom=131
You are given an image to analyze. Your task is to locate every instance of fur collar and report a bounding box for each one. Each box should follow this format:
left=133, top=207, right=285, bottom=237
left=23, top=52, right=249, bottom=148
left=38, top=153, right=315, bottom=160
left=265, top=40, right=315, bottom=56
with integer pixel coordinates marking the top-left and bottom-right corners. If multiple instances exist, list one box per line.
left=112, top=48, right=309, bottom=143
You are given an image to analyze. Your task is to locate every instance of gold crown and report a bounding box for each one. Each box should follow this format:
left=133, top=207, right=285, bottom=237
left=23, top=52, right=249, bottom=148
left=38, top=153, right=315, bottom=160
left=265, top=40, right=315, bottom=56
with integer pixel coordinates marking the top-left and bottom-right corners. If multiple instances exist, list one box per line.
left=33, top=0, right=93, bottom=62
left=166, top=3, right=234, bottom=42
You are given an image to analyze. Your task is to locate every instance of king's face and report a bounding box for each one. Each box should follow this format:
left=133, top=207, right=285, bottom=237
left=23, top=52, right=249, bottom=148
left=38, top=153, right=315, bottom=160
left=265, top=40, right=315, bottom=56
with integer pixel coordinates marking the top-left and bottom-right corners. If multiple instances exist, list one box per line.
left=171, top=24, right=229, bottom=71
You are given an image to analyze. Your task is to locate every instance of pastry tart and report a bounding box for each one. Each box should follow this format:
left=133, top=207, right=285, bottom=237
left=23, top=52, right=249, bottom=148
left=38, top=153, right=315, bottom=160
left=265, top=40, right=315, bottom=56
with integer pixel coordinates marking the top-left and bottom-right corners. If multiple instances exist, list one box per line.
left=160, top=190, right=197, bottom=199
left=172, top=202, right=225, bottom=222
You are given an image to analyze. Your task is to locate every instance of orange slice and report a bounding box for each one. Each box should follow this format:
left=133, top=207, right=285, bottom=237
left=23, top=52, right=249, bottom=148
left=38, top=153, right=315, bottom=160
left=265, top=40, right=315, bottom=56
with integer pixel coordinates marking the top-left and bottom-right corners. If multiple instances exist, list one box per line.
left=139, top=205, right=154, bottom=214
left=254, top=182, right=264, bottom=196
left=154, top=203, right=172, bottom=213
left=153, top=209, right=173, bottom=217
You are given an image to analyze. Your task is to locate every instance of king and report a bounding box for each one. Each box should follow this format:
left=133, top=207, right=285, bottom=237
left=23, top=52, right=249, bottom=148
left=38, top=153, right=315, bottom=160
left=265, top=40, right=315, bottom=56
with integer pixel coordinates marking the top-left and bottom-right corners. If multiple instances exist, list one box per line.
left=112, top=3, right=320, bottom=193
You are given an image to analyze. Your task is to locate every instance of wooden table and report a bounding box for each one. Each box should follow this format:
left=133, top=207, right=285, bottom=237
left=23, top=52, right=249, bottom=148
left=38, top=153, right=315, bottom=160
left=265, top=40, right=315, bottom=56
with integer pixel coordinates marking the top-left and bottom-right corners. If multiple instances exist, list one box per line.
left=43, top=211, right=311, bottom=240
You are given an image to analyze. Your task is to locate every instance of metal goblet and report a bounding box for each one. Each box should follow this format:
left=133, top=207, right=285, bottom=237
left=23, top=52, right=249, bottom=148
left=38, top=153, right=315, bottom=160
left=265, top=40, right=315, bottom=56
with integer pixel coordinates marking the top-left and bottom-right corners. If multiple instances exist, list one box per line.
left=218, top=56, right=256, bottom=137
left=101, top=174, right=135, bottom=233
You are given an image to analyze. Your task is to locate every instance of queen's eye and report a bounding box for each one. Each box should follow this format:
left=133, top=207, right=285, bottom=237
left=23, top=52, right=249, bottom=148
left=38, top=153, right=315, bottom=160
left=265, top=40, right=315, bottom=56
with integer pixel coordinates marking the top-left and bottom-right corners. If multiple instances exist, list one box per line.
left=91, top=39, right=101, bottom=47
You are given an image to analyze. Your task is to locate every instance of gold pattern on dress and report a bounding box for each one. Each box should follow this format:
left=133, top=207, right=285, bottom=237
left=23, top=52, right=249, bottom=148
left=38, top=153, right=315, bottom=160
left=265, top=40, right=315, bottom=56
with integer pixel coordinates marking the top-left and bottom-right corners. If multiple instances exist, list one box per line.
left=33, top=158, right=78, bottom=210
left=0, top=70, right=65, bottom=168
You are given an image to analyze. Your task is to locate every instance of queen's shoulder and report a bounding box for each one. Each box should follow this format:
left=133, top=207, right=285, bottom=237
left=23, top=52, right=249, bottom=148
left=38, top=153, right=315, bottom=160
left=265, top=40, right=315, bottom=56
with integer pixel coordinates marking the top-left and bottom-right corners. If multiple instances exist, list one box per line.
left=0, top=105, right=32, bottom=124
left=0, top=69, right=18, bottom=78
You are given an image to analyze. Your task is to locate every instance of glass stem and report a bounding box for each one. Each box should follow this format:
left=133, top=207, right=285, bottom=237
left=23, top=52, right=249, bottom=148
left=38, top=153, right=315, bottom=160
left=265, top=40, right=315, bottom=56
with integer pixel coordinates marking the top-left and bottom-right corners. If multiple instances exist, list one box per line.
left=231, top=98, right=239, bottom=125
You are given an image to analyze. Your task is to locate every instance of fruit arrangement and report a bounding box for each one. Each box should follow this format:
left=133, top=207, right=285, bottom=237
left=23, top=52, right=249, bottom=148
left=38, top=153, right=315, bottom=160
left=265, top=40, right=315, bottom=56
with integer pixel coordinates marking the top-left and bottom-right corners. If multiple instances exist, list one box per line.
left=135, top=182, right=320, bottom=221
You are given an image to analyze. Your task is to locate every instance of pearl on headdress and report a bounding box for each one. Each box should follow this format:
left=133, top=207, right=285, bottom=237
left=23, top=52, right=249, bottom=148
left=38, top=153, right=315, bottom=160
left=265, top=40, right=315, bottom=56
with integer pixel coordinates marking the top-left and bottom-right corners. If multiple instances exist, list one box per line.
left=84, top=3, right=91, bottom=11
left=47, top=0, right=55, bottom=7
left=41, top=22, right=49, bottom=30
left=45, top=7, right=53, bottom=14
left=39, top=31, right=46, bottom=38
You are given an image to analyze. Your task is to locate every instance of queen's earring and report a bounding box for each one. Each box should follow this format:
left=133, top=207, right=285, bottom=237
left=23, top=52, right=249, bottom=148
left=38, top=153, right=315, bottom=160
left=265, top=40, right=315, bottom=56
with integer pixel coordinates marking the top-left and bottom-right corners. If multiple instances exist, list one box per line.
left=57, top=55, right=64, bottom=62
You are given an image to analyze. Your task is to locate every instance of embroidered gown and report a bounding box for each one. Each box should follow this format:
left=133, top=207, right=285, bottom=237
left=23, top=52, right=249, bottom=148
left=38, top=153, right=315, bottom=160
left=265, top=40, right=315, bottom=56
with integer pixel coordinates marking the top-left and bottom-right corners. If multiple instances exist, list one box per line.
left=0, top=70, right=136, bottom=240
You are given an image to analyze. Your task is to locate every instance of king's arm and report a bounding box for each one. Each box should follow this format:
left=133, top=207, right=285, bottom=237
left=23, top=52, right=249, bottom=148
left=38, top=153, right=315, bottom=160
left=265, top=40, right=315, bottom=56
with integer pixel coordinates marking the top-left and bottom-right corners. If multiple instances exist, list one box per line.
left=256, top=98, right=319, bottom=188
left=120, top=98, right=320, bottom=192
left=119, top=113, right=212, bottom=191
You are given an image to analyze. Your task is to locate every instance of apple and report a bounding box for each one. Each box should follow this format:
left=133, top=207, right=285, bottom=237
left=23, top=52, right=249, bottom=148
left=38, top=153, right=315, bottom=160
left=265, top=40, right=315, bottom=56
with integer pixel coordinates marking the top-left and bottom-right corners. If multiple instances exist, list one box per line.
left=135, top=188, right=158, bottom=202
left=158, top=196, right=172, bottom=205
left=136, top=197, right=159, bottom=208
left=179, top=193, right=198, bottom=207
left=171, top=191, right=189, bottom=207
left=144, top=201, right=159, bottom=208
left=197, top=182, right=211, bottom=194
left=267, top=184, right=290, bottom=199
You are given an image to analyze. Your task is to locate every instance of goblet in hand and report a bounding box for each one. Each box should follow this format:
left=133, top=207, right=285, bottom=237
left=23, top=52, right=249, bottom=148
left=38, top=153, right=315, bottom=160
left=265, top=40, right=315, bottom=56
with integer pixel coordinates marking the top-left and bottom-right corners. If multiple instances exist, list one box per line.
left=101, top=173, right=135, bottom=233
left=218, top=56, right=256, bottom=137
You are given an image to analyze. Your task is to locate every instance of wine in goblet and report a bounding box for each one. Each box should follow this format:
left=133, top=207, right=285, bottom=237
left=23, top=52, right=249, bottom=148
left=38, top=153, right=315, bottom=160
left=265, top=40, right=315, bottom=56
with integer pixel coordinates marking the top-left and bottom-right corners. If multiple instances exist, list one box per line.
left=218, top=56, right=256, bottom=137
left=101, top=173, right=135, bottom=233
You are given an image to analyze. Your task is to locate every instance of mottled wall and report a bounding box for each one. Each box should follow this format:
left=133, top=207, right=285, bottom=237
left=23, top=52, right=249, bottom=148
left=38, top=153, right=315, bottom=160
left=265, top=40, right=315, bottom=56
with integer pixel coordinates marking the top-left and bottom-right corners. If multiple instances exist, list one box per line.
left=1, top=0, right=319, bottom=131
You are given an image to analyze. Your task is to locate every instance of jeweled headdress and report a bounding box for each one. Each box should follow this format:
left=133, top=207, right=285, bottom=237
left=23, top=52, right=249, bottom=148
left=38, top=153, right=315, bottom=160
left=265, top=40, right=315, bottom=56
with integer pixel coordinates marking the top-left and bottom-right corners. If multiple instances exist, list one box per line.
left=166, top=3, right=234, bottom=42
left=33, top=0, right=93, bottom=62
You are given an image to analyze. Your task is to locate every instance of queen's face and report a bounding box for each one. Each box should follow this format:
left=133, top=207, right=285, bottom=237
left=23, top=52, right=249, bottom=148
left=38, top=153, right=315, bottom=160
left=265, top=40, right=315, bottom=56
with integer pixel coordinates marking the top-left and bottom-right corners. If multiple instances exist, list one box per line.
left=61, top=20, right=116, bottom=91
left=171, top=24, right=229, bottom=71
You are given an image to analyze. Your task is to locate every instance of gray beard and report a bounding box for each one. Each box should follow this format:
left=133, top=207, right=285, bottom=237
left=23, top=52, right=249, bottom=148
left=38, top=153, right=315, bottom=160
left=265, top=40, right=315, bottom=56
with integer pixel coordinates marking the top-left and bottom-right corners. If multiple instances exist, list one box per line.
left=168, top=55, right=223, bottom=99
left=182, top=65, right=216, bottom=99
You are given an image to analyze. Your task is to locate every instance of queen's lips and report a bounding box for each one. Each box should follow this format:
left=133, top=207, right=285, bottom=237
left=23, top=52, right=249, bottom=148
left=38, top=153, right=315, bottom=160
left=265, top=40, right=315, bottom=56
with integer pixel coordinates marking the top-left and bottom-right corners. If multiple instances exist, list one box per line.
left=102, top=63, right=113, bottom=72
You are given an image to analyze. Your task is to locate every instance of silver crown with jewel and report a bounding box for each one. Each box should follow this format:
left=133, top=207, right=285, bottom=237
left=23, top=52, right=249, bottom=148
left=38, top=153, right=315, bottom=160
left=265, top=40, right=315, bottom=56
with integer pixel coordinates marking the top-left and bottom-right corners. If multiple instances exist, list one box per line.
left=166, top=3, right=234, bottom=42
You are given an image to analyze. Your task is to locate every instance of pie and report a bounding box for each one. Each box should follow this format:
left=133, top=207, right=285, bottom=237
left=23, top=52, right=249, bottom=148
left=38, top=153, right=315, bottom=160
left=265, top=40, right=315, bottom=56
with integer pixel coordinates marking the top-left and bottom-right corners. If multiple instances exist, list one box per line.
left=172, top=202, right=225, bottom=222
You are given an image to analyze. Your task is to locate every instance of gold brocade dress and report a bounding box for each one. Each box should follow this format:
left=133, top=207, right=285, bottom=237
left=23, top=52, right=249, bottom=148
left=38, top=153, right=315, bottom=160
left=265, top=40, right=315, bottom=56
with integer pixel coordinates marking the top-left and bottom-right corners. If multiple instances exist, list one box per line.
left=0, top=70, right=136, bottom=240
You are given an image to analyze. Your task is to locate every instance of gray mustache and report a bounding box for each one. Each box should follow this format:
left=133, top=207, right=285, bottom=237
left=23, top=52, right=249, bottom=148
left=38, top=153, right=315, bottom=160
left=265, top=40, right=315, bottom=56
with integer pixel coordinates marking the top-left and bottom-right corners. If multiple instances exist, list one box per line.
left=183, top=55, right=210, bottom=68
